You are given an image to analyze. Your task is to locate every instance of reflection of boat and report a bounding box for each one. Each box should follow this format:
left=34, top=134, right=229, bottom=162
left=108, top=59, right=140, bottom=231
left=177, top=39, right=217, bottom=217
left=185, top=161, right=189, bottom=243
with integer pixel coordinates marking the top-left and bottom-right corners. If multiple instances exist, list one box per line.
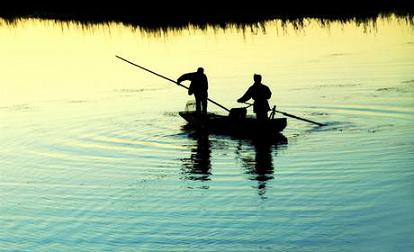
left=179, top=117, right=288, bottom=194
left=179, top=111, right=287, bottom=139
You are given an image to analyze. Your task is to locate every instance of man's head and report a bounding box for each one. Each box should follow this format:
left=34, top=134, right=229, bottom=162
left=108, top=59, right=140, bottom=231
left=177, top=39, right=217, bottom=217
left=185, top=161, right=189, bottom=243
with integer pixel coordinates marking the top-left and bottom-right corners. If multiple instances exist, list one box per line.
left=254, top=74, right=262, bottom=83
left=197, top=67, right=204, bottom=74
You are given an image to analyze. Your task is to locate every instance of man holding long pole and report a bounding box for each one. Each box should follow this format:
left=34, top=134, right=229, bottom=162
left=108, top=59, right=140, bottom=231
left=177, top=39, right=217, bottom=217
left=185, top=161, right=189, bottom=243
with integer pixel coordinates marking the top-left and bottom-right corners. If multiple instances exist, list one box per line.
left=115, top=55, right=324, bottom=126
left=177, top=67, right=209, bottom=117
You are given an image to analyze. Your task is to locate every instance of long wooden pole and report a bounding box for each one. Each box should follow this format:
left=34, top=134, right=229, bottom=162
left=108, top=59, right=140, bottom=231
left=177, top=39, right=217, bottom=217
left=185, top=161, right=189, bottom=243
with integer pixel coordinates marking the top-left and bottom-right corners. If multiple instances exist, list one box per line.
left=242, top=102, right=325, bottom=126
left=275, top=110, right=325, bottom=126
left=115, top=55, right=230, bottom=112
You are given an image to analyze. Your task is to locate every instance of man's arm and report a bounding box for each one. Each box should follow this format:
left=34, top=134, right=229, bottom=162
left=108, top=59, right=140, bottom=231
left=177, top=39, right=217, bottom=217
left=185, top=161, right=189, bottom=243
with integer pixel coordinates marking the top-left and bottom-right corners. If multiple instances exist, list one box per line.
left=237, top=87, right=252, bottom=103
left=265, top=86, right=272, bottom=99
left=177, top=72, right=193, bottom=83
left=204, top=75, right=208, bottom=91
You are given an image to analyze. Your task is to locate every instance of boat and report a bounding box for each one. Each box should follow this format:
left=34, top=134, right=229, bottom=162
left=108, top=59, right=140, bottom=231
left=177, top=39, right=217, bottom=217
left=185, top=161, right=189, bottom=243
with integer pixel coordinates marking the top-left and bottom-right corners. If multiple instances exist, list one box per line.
left=115, top=56, right=323, bottom=136
left=179, top=107, right=287, bottom=140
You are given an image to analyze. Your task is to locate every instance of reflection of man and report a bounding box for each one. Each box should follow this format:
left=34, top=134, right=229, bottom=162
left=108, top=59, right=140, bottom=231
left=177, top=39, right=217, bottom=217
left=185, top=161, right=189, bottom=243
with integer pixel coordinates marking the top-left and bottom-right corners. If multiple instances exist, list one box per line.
left=181, top=132, right=211, bottom=181
left=239, top=139, right=274, bottom=197
left=237, top=74, right=272, bottom=120
left=177, top=67, right=208, bottom=116
left=254, top=141, right=274, bottom=182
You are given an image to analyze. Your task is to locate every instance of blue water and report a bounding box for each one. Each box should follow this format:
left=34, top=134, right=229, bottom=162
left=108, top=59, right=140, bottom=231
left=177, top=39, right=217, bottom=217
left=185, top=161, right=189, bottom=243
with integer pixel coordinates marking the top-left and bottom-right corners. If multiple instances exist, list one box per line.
left=1, top=17, right=413, bottom=251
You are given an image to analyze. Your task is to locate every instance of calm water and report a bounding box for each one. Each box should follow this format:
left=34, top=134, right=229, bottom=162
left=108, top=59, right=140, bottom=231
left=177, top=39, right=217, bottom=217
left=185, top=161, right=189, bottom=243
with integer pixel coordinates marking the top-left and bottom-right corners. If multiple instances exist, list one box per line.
left=1, top=17, right=414, bottom=251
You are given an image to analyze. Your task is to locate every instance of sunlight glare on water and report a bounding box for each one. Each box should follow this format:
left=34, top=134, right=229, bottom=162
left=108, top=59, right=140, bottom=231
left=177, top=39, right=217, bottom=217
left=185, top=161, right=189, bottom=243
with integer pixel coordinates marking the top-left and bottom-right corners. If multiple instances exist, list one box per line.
left=0, top=16, right=413, bottom=251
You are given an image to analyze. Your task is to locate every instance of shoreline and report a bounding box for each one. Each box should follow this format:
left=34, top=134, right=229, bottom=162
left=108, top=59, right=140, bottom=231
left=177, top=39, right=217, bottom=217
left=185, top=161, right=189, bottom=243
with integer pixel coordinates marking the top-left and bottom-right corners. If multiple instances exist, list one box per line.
left=0, top=2, right=413, bottom=30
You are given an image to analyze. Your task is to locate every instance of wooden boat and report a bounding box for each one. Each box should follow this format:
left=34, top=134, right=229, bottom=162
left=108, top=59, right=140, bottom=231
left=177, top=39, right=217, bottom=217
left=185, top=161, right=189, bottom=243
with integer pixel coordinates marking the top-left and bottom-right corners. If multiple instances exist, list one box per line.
left=116, top=56, right=323, bottom=138
left=179, top=109, right=287, bottom=140
left=115, top=56, right=323, bottom=137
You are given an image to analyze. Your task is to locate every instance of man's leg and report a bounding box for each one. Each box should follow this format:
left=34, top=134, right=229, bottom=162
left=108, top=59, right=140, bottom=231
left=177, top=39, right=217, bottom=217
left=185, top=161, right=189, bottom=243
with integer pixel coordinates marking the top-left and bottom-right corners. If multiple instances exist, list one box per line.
left=202, top=98, right=208, bottom=116
left=256, top=111, right=268, bottom=120
left=195, top=97, right=201, bottom=115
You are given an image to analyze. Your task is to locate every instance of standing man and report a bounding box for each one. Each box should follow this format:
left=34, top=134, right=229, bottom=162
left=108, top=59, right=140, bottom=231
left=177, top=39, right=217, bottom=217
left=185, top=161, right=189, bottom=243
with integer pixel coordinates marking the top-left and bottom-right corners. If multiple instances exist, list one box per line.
left=177, top=67, right=209, bottom=116
left=237, top=74, right=272, bottom=120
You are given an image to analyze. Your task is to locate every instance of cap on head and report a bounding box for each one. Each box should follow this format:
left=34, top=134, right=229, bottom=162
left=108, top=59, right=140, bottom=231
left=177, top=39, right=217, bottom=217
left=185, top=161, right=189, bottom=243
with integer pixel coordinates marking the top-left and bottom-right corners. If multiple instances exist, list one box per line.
left=197, top=67, right=204, bottom=73
left=254, top=74, right=262, bottom=82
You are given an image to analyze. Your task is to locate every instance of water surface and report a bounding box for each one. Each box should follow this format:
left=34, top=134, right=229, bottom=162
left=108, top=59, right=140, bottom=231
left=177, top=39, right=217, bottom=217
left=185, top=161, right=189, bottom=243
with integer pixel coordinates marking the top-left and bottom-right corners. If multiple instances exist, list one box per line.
left=1, top=17, right=413, bottom=251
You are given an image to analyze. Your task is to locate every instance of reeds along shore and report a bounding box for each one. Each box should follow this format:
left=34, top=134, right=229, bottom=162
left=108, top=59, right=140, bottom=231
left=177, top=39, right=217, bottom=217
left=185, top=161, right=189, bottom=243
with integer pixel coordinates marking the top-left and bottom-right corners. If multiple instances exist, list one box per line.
left=0, top=0, right=413, bottom=29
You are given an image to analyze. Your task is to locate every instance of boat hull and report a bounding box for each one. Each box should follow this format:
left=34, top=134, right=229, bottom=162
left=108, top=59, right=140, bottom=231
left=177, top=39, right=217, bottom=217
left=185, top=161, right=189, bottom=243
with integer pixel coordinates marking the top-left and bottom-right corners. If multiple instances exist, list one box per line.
left=179, top=111, right=287, bottom=139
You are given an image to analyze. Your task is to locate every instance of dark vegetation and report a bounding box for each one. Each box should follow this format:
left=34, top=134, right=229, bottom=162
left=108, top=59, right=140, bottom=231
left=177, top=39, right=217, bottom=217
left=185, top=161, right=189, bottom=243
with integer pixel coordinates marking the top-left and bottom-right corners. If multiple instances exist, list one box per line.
left=0, top=1, right=413, bottom=30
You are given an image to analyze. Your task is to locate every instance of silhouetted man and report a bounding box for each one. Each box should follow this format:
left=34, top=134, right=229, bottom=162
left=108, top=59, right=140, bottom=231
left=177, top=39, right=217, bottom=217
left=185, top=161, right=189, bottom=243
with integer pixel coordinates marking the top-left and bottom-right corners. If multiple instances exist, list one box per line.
left=237, top=74, right=272, bottom=120
left=177, top=67, right=208, bottom=116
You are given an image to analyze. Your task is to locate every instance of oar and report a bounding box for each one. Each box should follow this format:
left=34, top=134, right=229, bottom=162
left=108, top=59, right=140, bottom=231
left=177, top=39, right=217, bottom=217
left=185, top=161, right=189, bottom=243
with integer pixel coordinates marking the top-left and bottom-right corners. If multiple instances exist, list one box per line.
left=275, top=109, right=325, bottom=126
left=242, top=102, right=325, bottom=126
left=115, top=55, right=230, bottom=113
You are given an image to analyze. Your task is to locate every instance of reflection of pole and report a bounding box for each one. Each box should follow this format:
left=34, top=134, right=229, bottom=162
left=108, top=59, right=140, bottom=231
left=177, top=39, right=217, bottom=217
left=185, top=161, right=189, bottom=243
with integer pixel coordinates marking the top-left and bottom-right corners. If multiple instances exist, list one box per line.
left=116, top=55, right=230, bottom=112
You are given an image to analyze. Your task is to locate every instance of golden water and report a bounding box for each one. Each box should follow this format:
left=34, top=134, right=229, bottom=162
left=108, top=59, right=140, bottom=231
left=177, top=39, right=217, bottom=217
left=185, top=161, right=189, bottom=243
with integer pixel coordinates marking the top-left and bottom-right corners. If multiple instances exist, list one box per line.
left=1, top=16, right=413, bottom=251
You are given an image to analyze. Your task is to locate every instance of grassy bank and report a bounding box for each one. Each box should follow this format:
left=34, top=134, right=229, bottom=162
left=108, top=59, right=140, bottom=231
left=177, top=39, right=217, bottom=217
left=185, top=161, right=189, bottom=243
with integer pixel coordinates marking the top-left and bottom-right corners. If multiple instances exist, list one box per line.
left=0, top=1, right=413, bottom=30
